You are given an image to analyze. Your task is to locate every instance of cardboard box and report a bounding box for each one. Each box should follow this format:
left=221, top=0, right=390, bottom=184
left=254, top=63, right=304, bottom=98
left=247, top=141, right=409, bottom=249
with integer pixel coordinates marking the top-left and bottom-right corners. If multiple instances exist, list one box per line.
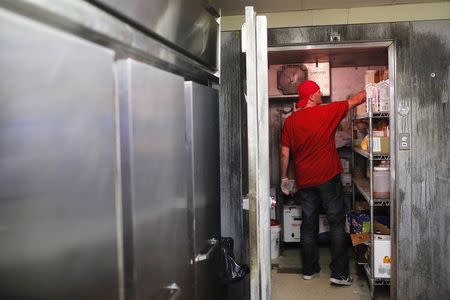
left=372, top=136, right=390, bottom=154
left=351, top=232, right=370, bottom=246
left=374, top=221, right=391, bottom=235
left=374, top=235, right=391, bottom=278
left=283, top=205, right=302, bottom=242
left=365, top=70, right=378, bottom=85
left=377, top=80, right=390, bottom=112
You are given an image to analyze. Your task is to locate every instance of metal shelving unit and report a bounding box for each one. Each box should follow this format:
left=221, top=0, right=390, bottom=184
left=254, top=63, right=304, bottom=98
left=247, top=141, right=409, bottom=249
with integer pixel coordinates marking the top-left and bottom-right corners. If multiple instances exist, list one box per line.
left=351, top=97, right=391, bottom=298
left=353, top=147, right=390, bottom=161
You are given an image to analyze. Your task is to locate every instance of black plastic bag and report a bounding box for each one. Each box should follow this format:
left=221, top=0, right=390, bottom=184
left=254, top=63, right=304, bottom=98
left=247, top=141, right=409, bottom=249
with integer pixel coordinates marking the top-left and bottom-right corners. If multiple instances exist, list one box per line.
left=219, top=237, right=249, bottom=284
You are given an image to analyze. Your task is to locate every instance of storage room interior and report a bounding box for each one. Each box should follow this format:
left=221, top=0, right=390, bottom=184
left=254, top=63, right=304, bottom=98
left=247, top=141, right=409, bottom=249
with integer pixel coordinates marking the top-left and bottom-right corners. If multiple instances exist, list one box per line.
left=266, top=44, right=392, bottom=299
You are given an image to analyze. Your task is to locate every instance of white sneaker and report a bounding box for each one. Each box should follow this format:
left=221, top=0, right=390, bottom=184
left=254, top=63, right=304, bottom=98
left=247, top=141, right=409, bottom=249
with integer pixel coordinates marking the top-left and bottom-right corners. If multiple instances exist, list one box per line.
left=330, top=275, right=353, bottom=286
left=302, top=272, right=320, bottom=280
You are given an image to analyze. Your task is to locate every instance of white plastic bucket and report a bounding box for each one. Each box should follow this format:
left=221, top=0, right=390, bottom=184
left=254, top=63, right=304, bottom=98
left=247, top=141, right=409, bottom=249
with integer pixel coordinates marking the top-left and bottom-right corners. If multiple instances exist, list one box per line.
left=270, top=224, right=281, bottom=259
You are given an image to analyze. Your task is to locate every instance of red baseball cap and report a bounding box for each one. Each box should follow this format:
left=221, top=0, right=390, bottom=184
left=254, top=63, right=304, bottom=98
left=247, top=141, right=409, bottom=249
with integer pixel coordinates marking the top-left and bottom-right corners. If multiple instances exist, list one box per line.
left=296, top=80, right=320, bottom=108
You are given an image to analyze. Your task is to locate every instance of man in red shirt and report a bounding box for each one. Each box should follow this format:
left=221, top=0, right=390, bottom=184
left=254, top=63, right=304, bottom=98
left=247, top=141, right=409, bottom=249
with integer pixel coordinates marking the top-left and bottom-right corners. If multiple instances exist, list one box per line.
left=280, top=80, right=365, bottom=286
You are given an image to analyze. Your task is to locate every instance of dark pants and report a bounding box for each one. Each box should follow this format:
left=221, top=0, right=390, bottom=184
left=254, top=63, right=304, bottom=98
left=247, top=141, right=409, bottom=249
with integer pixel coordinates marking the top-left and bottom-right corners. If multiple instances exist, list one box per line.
left=298, top=175, right=349, bottom=278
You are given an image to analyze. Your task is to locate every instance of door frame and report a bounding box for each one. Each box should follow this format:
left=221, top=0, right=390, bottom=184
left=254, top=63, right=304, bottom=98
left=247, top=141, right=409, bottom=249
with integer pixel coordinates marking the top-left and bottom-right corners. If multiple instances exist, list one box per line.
left=242, top=6, right=271, bottom=300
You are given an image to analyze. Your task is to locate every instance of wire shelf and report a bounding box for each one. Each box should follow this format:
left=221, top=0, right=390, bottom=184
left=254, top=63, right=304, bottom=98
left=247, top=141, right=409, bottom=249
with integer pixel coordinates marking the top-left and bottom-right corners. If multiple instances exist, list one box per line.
left=353, top=147, right=390, bottom=161
left=353, top=177, right=391, bottom=206
left=353, top=111, right=390, bottom=120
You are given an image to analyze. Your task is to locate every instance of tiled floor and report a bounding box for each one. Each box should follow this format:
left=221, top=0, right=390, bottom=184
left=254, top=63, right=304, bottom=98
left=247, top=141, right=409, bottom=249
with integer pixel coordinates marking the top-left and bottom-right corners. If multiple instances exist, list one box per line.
left=271, top=245, right=389, bottom=300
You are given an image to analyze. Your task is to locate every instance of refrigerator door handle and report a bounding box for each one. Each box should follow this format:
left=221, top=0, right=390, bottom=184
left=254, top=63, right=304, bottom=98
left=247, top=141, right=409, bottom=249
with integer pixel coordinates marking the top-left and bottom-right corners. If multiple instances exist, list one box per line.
left=195, top=238, right=219, bottom=263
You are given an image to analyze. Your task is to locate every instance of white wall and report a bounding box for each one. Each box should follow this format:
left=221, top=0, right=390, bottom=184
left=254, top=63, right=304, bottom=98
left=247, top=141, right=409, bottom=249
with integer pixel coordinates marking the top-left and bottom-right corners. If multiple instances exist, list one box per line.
left=221, top=2, right=450, bottom=31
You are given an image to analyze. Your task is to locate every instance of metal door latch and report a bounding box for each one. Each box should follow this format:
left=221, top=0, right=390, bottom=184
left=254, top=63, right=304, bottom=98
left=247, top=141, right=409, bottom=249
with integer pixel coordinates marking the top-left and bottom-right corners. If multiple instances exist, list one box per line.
left=330, top=32, right=341, bottom=42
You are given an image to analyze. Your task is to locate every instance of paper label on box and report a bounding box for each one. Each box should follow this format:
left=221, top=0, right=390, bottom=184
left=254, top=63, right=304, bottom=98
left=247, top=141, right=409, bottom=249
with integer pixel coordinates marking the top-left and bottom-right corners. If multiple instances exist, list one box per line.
left=373, top=137, right=381, bottom=152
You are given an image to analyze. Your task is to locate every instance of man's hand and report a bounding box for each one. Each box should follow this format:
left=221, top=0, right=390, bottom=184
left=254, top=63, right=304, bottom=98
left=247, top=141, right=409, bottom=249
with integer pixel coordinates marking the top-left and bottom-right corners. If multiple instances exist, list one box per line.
left=281, top=177, right=290, bottom=195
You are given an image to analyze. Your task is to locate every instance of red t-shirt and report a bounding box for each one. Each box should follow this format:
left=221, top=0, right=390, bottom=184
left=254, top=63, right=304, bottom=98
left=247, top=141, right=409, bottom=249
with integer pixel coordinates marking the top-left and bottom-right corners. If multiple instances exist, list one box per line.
left=281, top=101, right=349, bottom=189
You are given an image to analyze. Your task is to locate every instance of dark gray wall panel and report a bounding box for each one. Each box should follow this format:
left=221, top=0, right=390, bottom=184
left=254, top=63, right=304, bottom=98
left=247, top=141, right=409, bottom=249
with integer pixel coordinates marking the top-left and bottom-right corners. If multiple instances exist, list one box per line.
left=0, top=8, right=119, bottom=300
left=268, top=23, right=394, bottom=46
left=219, top=31, right=249, bottom=300
left=408, top=20, right=450, bottom=299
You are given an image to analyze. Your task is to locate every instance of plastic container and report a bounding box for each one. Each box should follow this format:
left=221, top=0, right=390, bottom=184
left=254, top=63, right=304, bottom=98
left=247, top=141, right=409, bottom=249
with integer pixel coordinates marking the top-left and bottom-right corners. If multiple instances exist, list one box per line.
left=270, top=219, right=281, bottom=259
left=365, top=83, right=379, bottom=112
left=377, top=80, right=390, bottom=112
left=373, top=161, right=390, bottom=199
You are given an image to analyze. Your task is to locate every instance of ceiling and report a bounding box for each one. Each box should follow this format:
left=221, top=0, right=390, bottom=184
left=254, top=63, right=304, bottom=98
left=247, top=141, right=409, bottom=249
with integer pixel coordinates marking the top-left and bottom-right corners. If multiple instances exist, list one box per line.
left=212, top=0, right=446, bottom=16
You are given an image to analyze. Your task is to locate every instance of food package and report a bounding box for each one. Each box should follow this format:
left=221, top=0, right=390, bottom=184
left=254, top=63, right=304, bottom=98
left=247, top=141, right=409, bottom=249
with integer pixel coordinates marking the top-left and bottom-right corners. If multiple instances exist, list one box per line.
left=365, top=83, right=379, bottom=113
left=373, top=136, right=390, bottom=154
left=377, top=80, right=390, bottom=112
left=361, top=135, right=369, bottom=151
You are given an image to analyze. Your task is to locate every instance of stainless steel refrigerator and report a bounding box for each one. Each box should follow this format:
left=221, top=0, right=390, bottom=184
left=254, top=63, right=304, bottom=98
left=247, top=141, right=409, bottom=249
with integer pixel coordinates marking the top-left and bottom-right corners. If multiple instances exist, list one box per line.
left=0, top=7, right=119, bottom=300
left=116, top=59, right=193, bottom=300
left=185, top=82, right=221, bottom=300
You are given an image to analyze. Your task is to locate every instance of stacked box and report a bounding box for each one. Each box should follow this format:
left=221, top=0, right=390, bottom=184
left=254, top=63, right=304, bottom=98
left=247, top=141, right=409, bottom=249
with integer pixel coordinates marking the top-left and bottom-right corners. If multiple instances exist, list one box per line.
left=347, top=211, right=370, bottom=234
left=365, top=78, right=390, bottom=113
left=365, top=83, right=379, bottom=113
left=372, top=136, right=390, bottom=154
left=377, top=80, right=390, bottom=112
left=365, top=70, right=378, bottom=84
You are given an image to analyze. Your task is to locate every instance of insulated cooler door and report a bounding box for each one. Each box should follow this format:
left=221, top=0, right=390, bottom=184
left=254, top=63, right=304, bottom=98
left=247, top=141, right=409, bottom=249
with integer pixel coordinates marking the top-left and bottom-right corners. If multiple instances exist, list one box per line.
left=0, top=8, right=119, bottom=300
left=116, top=59, right=193, bottom=300
left=185, top=82, right=221, bottom=300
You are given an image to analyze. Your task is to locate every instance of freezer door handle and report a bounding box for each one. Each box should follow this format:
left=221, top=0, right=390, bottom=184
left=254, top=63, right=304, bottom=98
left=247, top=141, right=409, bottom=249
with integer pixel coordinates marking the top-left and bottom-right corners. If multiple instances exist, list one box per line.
left=195, top=238, right=219, bottom=263
left=153, top=283, right=181, bottom=300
